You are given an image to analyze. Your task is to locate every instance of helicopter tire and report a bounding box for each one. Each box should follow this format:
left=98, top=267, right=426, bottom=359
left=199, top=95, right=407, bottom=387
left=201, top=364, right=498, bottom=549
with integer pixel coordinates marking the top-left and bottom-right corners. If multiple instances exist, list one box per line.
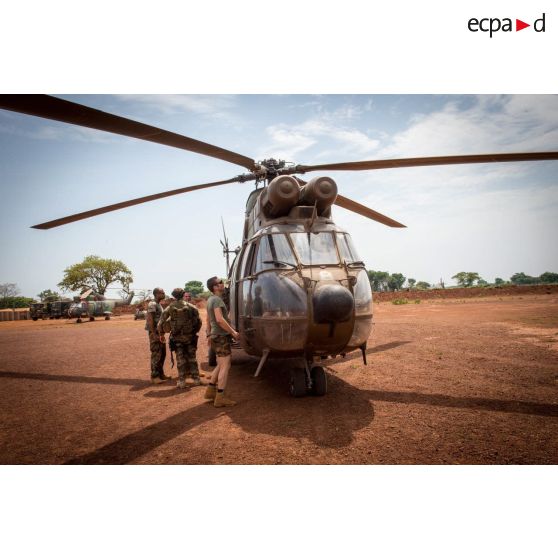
left=208, top=347, right=217, bottom=367
left=32, top=317, right=38, bottom=321
left=89, top=317, right=95, bottom=321
left=76, top=318, right=82, bottom=323
left=105, top=316, right=110, bottom=320
left=289, top=368, right=307, bottom=398
left=310, top=366, right=327, bottom=396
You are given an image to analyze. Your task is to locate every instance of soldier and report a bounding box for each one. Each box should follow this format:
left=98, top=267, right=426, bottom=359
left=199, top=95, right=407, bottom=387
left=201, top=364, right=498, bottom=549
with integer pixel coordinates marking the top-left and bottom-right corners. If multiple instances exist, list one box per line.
left=145, top=287, right=169, bottom=384
left=204, top=276, right=240, bottom=407
left=158, top=288, right=203, bottom=389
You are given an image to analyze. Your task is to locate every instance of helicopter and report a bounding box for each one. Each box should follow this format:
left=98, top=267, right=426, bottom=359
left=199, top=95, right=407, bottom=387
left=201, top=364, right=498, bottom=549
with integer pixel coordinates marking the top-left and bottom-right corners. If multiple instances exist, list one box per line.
left=67, top=288, right=135, bottom=323
left=1, top=95, right=557, bottom=396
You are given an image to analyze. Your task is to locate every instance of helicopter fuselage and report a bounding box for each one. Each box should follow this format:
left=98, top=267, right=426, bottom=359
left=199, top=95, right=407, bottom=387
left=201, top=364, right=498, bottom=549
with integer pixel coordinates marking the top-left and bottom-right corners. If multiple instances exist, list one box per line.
left=228, top=176, right=373, bottom=361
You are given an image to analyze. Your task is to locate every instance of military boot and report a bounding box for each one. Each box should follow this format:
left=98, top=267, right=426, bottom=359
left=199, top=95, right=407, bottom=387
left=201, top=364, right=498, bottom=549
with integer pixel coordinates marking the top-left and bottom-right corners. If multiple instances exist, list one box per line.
left=214, top=392, right=236, bottom=408
left=177, top=378, right=188, bottom=389
left=204, top=385, right=217, bottom=400
left=151, top=376, right=165, bottom=385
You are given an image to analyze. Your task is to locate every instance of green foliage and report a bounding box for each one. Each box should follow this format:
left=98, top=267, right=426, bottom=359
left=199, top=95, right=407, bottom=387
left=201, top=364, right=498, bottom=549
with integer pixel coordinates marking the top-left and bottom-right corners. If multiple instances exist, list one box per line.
left=368, top=270, right=407, bottom=292
left=37, top=289, right=60, bottom=302
left=184, top=280, right=206, bottom=297
left=196, top=291, right=211, bottom=300
left=539, top=272, right=558, bottom=284
left=494, top=277, right=506, bottom=286
left=387, top=272, right=406, bottom=292
left=477, top=279, right=489, bottom=287
left=58, top=255, right=133, bottom=295
left=0, top=296, right=35, bottom=309
left=407, top=278, right=416, bottom=289
left=416, top=281, right=431, bottom=290
left=510, top=272, right=538, bottom=285
left=414, top=299, right=421, bottom=304
left=452, top=272, right=483, bottom=287
left=392, top=298, right=409, bottom=305
left=367, top=270, right=390, bottom=291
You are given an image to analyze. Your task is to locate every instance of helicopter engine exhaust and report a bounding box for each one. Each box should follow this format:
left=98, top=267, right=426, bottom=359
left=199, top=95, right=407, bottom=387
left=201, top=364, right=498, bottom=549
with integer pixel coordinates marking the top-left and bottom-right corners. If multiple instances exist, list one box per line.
left=299, top=176, right=338, bottom=214
left=261, top=175, right=300, bottom=218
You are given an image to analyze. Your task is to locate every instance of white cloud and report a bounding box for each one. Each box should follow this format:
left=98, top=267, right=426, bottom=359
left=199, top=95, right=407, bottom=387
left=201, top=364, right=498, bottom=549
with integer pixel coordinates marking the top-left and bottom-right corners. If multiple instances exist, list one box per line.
left=116, top=94, right=239, bottom=124
left=377, top=95, right=558, bottom=158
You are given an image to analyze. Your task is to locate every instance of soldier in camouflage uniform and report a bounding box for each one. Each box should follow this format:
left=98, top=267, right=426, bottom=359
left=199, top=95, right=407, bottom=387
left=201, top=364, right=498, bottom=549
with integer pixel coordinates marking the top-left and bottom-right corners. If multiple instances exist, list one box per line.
left=145, top=287, right=169, bottom=384
left=158, top=288, right=203, bottom=389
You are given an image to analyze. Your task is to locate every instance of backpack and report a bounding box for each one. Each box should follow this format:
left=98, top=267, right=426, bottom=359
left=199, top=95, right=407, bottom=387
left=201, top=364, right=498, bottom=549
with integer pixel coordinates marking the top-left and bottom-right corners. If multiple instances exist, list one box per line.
left=169, top=301, right=201, bottom=338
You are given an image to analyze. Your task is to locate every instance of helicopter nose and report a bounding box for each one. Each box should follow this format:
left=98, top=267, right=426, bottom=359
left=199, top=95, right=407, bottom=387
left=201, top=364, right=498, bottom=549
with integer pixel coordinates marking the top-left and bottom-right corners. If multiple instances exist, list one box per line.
left=312, top=283, right=354, bottom=323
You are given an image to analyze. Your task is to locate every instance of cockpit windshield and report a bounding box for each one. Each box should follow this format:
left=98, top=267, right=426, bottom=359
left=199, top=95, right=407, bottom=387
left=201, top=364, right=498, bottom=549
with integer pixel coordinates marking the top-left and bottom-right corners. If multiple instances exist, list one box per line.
left=290, top=232, right=338, bottom=265
left=254, top=234, right=297, bottom=272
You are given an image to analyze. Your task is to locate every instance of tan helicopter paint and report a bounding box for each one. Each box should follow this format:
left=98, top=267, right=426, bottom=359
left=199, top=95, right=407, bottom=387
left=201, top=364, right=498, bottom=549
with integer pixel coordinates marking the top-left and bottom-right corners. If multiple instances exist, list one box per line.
left=228, top=177, right=372, bottom=362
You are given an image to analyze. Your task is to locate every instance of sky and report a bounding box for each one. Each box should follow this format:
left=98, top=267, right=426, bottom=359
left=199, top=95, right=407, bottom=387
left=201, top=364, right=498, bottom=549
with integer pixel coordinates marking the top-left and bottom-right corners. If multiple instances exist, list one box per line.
left=1, top=94, right=557, bottom=298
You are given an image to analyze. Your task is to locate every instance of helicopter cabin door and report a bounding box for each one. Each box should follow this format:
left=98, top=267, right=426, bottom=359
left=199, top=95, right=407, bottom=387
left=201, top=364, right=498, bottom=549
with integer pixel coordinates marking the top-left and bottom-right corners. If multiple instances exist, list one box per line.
left=234, top=240, right=257, bottom=350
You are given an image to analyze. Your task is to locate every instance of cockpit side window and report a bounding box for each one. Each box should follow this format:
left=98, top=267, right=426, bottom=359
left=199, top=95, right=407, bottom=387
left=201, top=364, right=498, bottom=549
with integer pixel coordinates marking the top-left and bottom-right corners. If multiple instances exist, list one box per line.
left=243, top=242, right=257, bottom=278
left=336, top=233, right=360, bottom=263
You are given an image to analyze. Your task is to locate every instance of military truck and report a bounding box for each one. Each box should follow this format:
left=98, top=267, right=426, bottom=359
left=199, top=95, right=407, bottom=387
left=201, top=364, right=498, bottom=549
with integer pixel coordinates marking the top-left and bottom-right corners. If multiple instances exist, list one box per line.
left=30, top=302, right=47, bottom=320
left=30, top=300, right=72, bottom=320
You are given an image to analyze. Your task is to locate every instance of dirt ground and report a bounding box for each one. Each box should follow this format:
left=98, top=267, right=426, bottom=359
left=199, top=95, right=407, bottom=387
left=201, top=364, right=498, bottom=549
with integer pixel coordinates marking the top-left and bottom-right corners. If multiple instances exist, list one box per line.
left=1, top=294, right=557, bottom=464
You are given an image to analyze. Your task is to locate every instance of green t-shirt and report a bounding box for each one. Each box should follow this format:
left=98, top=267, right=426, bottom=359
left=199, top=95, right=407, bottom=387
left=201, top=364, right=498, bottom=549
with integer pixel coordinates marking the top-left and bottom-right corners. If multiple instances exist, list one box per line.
left=207, top=295, right=230, bottom=337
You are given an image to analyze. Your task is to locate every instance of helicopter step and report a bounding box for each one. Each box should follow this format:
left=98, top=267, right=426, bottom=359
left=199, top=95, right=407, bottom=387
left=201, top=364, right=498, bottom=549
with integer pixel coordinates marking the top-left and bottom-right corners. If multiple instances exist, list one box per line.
left=289, top=361, right=327, bottom=397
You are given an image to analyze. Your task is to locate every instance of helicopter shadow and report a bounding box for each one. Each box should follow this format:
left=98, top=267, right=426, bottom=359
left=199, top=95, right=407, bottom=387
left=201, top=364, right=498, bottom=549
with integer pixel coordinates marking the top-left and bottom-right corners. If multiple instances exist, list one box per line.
left=224, top=360, right=375, bottom=449
left=326, top=340, right=412, bottom=365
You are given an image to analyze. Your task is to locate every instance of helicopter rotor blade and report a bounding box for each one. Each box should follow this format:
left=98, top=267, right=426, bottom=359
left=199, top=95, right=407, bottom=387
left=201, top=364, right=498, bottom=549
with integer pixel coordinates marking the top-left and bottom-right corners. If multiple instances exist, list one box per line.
left=0, top=95, right=257, bottom=171
left=31, top=177, right=241, bottom=229
left=296, top=152, right=558, bottom=173
left=334, top=194, right=406, bottom=228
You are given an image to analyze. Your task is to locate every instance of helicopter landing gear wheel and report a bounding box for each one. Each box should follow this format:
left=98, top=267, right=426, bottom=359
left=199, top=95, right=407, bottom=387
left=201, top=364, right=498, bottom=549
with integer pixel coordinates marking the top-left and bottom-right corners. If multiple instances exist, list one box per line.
left=310, top=366, right=327, bottom=396
left=289, top=368, right=307, bottom=397
left=76, top=318, right=82, bottom=323
left=89, top=316, right=95, bottom=321
left=105, top=316, right=110, bottom=320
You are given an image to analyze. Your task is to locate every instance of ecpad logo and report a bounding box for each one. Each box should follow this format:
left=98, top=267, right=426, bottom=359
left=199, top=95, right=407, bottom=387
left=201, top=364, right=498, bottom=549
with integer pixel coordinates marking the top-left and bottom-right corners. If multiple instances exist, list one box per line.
left=468, top=13, right=546, bottom=37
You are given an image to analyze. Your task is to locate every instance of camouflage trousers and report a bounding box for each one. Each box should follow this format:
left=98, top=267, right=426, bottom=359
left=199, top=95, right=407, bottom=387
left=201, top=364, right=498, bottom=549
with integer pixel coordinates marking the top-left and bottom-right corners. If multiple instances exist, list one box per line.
left=174, top=341, right=200, bottom=381
left=148, top=333, right=166, bottom=378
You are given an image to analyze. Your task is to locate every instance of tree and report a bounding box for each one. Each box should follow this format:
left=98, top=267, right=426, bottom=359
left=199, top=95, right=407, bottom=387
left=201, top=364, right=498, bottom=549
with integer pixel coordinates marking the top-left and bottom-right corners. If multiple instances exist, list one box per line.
left=539, top=272, right=558, bottom=284
left=58, top=255, right=133, bottom=295
left=510, top=272, right=537, bottom=285
left=0, top=283, right=19, bottom=299
left=452, top=272, right=482, bottom=287
left=37, top=289, right=60, bottom=302
left=416, top=281, right=431, bottom=290
left=407, top=278, right=416, bottom=289
left=367, top=270, right=390, bottom=292
left=387, top=273, right=406, bottom=292
left=494, top=277, right=506, bottom=286
left=477, top=278, right=489, bottom=287
left=184, top=280, right=205, bottom=297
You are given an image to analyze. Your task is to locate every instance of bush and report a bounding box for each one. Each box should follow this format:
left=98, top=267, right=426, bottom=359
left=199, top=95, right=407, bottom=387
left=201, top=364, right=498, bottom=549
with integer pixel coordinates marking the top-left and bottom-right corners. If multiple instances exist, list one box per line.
left=392, top=298, right=409, bottom=305
left=0, top=296, right=35, bottom=309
